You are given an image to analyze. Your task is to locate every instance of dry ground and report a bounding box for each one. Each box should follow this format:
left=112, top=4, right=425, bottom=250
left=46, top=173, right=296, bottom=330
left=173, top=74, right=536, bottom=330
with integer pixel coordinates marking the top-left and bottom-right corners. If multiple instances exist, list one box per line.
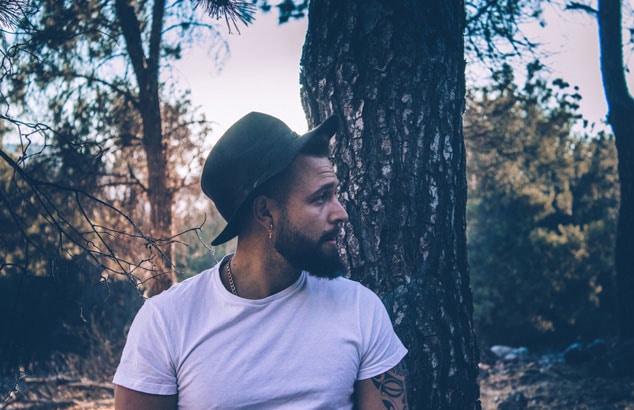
left=2, top=358, right=634, bottom=409
left=479, top=359, right=634, bottom=410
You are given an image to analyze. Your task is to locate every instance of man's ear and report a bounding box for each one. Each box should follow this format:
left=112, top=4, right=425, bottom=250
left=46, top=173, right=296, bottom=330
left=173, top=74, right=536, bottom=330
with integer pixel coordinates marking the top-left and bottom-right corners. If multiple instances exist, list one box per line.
left=253, top=194, right=276, bottom=230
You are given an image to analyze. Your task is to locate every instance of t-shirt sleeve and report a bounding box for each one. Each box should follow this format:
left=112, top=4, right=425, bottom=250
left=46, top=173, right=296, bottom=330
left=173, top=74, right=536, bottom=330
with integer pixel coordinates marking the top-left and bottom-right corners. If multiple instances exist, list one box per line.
left=357, top=289, right=408, bottom=381
left=112, top=299, right=178, bottom=395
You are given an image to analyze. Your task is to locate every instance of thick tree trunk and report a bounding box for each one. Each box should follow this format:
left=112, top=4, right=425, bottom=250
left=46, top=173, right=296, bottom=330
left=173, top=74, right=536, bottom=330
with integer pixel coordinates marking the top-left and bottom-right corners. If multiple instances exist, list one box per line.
left=597, top=0, right=634, bottom=340
left=300, top=1, right=480, bottom=408
left=115, top=0, right=176, bottom=295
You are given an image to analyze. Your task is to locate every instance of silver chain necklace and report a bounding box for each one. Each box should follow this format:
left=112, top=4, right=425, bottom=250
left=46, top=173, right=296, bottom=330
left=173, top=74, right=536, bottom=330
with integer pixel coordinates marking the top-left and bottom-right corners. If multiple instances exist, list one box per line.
left=225, top=260, right=238, bottom=296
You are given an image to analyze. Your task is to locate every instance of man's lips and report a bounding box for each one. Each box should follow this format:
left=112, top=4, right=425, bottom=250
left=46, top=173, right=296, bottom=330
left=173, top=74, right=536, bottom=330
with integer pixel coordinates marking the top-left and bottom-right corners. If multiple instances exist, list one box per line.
left=320, top=230, right=338, bottom=243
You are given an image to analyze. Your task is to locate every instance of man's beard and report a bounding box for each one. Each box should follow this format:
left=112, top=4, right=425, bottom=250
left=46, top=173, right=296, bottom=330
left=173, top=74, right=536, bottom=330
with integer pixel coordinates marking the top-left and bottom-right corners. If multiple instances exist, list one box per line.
left=274, top=212, right=345, bottom=279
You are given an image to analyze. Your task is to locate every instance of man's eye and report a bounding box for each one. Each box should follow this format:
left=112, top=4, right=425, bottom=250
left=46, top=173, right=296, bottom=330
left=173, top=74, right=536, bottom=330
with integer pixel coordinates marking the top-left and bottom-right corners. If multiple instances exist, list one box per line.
left=315, top=191, right=329, bottom=203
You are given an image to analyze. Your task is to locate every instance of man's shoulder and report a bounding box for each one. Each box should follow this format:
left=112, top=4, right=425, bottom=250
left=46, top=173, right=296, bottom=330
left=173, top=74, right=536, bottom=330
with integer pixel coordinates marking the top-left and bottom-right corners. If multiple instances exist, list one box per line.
left=305, top=275, right=382, bottom=303
left=147, top=266, right=216, bottom=307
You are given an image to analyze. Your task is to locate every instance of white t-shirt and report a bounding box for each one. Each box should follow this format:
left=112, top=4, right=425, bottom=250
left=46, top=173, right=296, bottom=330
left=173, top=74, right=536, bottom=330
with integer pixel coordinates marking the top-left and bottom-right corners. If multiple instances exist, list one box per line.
left=113, top=256, right=407, bottom=409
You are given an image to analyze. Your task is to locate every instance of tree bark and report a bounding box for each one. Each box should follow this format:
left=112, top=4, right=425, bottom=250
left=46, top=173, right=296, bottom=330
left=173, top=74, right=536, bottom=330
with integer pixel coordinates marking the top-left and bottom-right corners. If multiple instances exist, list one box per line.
left=300, top=1, right=480, bottom=408
left=597, top=0, right=634, bottom=340
left=115, top=0, right=176, bottom=295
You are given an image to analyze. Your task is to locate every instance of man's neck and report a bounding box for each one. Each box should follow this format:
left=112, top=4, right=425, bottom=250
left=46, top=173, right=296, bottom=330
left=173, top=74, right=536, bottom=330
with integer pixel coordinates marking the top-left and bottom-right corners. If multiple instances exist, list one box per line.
left=224, top=239, right=301, bottom=300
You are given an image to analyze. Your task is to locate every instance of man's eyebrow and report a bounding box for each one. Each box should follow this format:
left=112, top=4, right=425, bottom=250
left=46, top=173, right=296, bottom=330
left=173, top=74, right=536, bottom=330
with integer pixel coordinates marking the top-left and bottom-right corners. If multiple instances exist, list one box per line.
left=321, top=181, right=339, bottom=190
left=311, top=181, right=338, bottom=195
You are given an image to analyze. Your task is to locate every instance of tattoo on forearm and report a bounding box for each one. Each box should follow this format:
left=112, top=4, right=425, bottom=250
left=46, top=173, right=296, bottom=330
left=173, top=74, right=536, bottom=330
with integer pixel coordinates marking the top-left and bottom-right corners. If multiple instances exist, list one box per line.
left=371, top=363, right=409, bottom=410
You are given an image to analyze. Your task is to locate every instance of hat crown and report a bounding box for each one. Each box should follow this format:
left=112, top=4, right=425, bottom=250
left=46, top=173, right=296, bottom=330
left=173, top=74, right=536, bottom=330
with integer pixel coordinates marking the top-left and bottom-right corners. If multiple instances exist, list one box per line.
left=202, top=112, right=296, bottom=221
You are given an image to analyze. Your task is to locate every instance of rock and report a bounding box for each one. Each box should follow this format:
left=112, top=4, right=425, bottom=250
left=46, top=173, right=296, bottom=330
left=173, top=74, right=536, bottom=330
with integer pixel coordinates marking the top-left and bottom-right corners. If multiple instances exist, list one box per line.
left=563, top=343, right=585, bottom=364
left=498, top=392, right=528, bottom=410
left=478, top=362, right=491, bottom=377
left=563, top=339, right=607, bottom=364
left=491, top=345, right=529, bottom=362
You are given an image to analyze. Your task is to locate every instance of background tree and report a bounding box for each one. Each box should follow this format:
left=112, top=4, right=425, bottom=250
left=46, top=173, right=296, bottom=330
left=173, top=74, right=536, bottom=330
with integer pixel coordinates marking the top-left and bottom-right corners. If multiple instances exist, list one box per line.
left=466, top=63, right=619, bottom=348
left=300, top=1, right=479, bottom=408
left=465, top=0, right=634, bottom=342
left=1, top=0, right=237, bottom=295
left=594, top=0, right=634, bottom=341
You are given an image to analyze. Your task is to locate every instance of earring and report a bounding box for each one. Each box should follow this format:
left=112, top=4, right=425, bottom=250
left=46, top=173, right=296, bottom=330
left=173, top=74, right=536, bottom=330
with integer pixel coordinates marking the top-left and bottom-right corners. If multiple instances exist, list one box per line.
left=268, top=224, right=273, bottom=239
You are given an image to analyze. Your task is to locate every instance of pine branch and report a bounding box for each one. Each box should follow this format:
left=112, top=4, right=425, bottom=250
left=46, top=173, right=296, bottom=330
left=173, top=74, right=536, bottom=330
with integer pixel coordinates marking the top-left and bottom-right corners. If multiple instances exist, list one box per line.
left=193, top=0, right=256, bottom=34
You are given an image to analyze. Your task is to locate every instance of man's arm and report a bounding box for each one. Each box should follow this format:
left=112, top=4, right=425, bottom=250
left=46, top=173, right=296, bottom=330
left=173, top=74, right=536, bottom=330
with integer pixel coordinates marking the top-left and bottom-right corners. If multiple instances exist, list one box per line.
left=354, top=362, right=408, bottom=410
left=114, top=385, right=177, bottom=410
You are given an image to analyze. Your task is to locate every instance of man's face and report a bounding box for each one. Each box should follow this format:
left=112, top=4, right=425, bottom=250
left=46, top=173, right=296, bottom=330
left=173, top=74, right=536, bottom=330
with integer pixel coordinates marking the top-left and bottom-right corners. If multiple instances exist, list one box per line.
left=272, top=155, right=349, bottom=278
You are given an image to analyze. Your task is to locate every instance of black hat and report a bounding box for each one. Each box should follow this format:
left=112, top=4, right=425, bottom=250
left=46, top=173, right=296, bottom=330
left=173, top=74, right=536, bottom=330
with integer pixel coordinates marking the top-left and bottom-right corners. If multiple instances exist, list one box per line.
left=201, top=112, right=339, bottom=246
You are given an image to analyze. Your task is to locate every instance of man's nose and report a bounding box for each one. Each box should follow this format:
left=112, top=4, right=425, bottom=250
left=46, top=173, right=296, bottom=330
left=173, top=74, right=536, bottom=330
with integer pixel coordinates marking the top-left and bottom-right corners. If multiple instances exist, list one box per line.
left=330, top=197, right=349, bottom=224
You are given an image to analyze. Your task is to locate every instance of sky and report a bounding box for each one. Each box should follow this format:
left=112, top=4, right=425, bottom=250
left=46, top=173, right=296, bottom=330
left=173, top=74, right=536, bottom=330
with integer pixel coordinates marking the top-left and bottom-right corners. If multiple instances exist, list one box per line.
left=176, top=5, right=633, bottom=142
left=174, top=10, right=309, bottom=140
left=521, top=5, right=607, bottom=126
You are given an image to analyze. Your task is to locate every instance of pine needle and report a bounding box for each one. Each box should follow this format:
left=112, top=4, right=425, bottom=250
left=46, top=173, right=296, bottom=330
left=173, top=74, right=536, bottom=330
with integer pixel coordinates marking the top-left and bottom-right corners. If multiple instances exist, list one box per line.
left=193, top=0, right=257, bottom=34
left=0, top=0, right=29, bottom=29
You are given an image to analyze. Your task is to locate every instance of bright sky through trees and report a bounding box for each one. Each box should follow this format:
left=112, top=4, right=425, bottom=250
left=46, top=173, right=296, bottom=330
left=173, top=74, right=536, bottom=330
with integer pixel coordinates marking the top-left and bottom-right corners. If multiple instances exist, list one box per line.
left=522, top=5, right=605, bottom=125
left=177, top=5, right=633, bottom=143
left=174, top=10, right=309, bottom=140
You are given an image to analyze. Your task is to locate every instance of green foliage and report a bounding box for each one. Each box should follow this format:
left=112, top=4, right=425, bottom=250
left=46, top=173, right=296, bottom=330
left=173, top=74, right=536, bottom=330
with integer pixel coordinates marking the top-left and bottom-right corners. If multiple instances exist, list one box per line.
left=466, top=63, right=619, bottom=348
left=0, top=0, right=222, bottom=279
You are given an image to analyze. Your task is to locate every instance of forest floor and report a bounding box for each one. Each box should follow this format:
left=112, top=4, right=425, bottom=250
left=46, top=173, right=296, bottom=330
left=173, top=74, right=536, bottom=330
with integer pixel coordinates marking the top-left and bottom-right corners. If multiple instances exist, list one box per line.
left=2, top=350, right=634, bottom=409
left=478, top=358, right=634, bottom=409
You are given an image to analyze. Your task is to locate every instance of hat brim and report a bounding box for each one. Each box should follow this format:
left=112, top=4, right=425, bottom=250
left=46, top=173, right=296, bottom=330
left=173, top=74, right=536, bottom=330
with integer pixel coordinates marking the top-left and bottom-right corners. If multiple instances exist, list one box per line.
left=210, top=115, right=339, bottom=246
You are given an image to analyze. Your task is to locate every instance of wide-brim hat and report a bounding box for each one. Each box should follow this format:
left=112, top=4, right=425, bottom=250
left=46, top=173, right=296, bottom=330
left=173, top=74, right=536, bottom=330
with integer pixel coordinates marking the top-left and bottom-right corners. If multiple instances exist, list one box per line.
left=201, top=111, right=339, bottom=246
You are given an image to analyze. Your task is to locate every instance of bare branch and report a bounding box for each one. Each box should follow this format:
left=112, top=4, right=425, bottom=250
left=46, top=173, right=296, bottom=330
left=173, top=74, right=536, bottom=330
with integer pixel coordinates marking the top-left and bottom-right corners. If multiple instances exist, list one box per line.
left=565, top=2, right=598, bottom=15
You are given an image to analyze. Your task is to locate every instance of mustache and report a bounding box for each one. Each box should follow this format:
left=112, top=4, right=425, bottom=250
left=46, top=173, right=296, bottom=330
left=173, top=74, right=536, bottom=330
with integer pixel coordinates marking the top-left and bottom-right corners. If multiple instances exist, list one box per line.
left=320, top=229, right=340, bottom=242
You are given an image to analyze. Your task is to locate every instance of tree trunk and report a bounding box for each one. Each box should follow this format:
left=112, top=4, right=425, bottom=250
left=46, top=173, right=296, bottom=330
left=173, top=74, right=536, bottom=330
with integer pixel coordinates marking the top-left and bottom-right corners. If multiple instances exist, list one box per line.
left=597, top=0, right=634, bottom=340
left=115, top=0, right=176, bottom=295
left=300, top=1, right=480, bottom=408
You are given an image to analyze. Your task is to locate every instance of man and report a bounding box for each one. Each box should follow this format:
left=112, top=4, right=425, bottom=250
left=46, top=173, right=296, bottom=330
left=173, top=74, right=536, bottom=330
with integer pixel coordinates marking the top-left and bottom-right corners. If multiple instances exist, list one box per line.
left=113, top=112, right=408, bottom=409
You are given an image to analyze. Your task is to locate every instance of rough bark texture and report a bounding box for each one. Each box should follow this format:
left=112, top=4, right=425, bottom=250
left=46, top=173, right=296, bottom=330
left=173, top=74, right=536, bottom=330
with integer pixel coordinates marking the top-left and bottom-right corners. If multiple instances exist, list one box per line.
left=300, top=1, right=480, bottom=408
left=597, top=0, right=634, bottom=340
left=115, top=0, right=176, bottom=295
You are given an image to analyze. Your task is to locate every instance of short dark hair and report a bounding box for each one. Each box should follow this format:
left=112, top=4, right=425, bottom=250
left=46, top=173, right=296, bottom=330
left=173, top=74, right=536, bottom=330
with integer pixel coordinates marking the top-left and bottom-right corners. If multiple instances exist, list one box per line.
left=256, top=134, right=331, bottom=203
